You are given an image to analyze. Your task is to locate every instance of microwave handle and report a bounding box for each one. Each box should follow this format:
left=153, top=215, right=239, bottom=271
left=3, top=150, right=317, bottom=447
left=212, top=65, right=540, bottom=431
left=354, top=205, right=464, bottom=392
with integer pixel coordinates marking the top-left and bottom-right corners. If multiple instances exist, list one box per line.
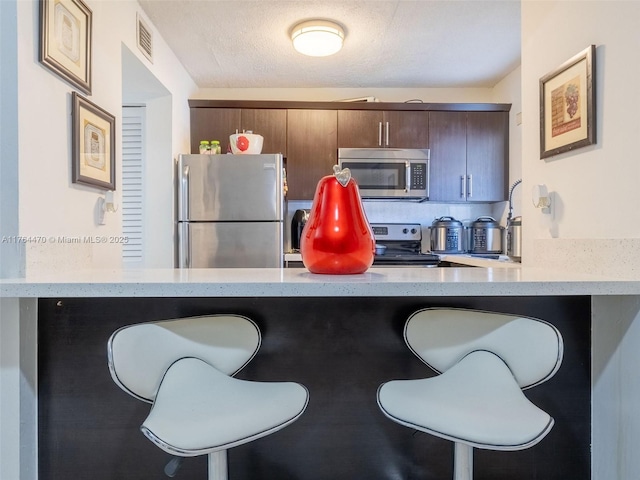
left=426, top=158, right=430, bottom=199
left=405, top=161, right=410, bottom=193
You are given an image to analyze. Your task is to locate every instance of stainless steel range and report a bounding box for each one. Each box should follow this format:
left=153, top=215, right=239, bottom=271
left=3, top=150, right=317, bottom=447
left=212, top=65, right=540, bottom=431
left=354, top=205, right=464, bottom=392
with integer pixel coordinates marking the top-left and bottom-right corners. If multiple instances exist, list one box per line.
left=371, top=223, right=440, bottom=267
left=285, top=222, right=440, bottom=268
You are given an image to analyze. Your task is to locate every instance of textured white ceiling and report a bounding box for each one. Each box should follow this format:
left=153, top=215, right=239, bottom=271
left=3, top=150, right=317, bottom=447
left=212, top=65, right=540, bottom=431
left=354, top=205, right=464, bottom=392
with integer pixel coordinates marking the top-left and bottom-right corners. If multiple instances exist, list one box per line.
left=138, top=0, right=521, bottom=88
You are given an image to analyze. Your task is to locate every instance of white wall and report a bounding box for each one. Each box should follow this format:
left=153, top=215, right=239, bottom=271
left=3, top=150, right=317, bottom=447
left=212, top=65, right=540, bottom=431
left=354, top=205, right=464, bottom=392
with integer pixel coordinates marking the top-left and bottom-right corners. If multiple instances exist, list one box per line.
left=492, top=66, right=523, bottom=224
left=521, top=1, right=640, bottom=273
left=0, top=0, right=26, bottom=277
left=12, top=0, right=196, bottom=274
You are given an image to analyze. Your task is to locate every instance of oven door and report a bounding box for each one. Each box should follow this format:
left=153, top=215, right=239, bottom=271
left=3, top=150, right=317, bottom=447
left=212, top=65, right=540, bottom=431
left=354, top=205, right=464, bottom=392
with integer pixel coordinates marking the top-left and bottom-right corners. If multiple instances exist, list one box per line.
left=373, top=254, right=440, bottom=267
left=340, top=159, right=410, bottom=198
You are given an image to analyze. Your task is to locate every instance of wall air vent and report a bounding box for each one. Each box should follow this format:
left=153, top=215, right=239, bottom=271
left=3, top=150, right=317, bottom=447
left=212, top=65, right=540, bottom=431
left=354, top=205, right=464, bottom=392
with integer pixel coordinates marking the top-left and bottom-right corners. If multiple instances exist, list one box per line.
left=136, top=13, right=153, bottom=63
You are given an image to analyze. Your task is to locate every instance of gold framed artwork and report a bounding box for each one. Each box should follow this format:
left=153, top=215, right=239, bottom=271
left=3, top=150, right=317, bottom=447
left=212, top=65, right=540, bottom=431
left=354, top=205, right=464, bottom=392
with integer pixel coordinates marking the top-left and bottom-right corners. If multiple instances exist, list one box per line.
left=72, top=92, right=116, bottom=190
left=39, top=0, right=92, bottom=95
left=539, top=45, right=596, bottom=159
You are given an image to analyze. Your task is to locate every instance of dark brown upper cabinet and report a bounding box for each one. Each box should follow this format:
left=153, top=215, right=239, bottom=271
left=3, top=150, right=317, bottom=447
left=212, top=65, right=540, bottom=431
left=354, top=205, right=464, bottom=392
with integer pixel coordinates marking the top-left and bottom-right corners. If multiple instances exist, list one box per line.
left=286, top=109, right=338, bottom=200
left=188, top=100, right=510, bottom=202
left=190, top=107, right=286, bottom=155
left=240, top=109, right=287, bottom=156
left=428, top=111, right=508, bottom=202
left=190, top=107, right=240, bottom=154
left=337, top=110, right=429, bottom=149
left=428, top=111, right=468, bottom=202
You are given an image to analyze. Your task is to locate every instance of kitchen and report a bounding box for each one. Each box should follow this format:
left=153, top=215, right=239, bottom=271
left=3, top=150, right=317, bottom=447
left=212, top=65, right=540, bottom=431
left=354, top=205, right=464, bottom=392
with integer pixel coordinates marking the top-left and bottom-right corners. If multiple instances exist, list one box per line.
left=182, top=107, right=517, bottom=270
left=2, top=1, right=640, bottom=480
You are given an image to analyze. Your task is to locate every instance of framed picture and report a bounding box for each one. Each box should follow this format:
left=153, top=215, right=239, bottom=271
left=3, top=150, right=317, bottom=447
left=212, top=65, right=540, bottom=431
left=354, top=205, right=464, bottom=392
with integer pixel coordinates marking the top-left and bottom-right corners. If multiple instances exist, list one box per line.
left=540, top=45, right=596, bottom=159
left=39, top=0, right=92, bottom=95
left=72, top=92, right=116, bottom=190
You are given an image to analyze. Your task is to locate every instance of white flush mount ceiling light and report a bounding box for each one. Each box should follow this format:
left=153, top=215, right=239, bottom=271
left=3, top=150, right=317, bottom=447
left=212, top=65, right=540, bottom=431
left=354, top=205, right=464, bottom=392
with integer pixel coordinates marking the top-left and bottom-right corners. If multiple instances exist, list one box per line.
left=291, top=20, right=345, bottom=57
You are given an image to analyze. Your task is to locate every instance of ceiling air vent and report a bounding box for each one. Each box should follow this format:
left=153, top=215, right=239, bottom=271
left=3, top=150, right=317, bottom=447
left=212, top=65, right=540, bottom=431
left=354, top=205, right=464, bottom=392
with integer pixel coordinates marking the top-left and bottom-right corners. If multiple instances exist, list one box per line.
left=136, top=13, right=153, bottom=63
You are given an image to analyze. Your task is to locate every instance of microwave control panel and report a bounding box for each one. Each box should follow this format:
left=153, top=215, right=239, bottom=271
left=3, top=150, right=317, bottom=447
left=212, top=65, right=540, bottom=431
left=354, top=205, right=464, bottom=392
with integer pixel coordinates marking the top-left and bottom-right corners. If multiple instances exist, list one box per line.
left=410, top=163, right=427, bottom=189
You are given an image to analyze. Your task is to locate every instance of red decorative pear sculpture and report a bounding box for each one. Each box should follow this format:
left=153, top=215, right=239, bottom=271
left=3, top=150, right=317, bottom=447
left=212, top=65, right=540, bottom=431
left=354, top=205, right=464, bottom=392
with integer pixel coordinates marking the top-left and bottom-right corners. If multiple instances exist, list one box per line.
left=300, top=166, right=375, bottom=274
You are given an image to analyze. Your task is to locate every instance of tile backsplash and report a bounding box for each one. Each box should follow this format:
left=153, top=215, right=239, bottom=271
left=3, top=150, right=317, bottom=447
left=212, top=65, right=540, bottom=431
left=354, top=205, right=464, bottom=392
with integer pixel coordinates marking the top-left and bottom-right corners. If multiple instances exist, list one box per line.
left=285, top=199, right=509, bottom=252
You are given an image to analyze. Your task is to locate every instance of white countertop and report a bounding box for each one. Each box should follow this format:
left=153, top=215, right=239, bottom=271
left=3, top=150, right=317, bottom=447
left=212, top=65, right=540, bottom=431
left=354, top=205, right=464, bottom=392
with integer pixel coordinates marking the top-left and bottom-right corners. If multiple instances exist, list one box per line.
left=1, top=266, right=639, bottom=297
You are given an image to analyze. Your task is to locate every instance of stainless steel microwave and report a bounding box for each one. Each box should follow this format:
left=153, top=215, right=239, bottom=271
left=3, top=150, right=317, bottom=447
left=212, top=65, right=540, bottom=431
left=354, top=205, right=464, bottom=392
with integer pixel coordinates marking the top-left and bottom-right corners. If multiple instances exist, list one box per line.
left=338, top=148, right=430, bottom=200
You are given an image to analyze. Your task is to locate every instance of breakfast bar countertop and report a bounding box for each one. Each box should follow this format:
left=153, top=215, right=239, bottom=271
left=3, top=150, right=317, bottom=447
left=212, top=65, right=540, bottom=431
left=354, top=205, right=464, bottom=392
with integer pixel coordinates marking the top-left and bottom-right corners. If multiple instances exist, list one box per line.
left=2, top=265, right=640, bottom=480
left=1, top=266, right=639, bottom=298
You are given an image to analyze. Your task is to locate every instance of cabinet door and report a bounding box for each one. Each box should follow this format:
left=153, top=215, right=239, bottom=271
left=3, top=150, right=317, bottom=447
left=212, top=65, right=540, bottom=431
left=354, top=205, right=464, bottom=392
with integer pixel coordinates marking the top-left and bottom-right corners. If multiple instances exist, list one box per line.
left=287, top=110, right=338, bottom=200
left=428, top=111, right=467, bottom=201
left=190, top=108, right=240, bottom=153
left=466, top=112, right=508, bottom=202
left=240, top=109, right=287, bottom=156
left=337, top=110, right=384, bottom=147
left=383, top=111, right=429, bottom=148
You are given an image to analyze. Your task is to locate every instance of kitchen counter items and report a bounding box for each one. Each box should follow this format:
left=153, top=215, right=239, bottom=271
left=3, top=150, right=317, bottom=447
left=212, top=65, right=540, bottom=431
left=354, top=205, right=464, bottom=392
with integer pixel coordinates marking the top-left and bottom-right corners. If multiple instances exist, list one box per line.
left=430, top=216, right=466, bottom=253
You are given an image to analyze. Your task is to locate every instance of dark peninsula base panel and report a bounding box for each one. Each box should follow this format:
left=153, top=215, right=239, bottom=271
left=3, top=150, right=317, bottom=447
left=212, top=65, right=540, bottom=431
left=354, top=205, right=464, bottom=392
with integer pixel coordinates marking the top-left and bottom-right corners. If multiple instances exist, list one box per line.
left=38, top=296, right=591, bottom=480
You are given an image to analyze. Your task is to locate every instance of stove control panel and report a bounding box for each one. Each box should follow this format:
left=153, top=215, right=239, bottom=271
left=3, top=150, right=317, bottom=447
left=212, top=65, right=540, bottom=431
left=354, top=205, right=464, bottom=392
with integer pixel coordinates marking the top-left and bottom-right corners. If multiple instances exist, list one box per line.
left=370, top=223, right=422, bottom=242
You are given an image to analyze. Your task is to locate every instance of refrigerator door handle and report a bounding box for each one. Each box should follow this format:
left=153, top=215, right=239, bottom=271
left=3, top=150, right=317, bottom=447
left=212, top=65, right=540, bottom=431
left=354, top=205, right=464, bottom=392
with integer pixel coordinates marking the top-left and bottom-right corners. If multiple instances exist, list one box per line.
left=178, top=222, right=190, bottom=268
left=180, top=165, right=190, bottom=220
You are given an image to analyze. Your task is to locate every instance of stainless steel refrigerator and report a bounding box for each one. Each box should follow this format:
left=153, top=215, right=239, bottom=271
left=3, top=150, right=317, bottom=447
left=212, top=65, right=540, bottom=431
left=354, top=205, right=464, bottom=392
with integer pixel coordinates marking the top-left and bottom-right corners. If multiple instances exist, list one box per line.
left=177, top=153, right=284, bottom=268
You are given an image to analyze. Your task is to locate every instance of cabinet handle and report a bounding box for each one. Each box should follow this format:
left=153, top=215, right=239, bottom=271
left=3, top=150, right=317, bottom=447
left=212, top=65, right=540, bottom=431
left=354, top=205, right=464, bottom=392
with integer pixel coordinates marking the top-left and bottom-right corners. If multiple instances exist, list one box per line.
left=385, top=121, right=390, bottom=147
left=378, top=122, right=383, bottom=146
left=460, top=175, right=466, bottom=198
left=468, top=174, right=473, bottom=198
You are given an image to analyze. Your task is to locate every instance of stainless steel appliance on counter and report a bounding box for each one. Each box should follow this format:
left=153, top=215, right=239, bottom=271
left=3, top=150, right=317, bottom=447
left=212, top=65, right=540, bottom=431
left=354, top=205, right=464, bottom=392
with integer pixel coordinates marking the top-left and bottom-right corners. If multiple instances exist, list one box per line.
left=469, top=216, right=504, bottom=254
left=290, top=209, right=309, bottom=251
left=338, top=148, right=430, bottom=200
left=177, top=153, right=284, bottom=268
left=506, top=179, right=523, bottom=262
left=430, top=216, right=466, bottom=253
left=506, top=216, right=522, bottom=262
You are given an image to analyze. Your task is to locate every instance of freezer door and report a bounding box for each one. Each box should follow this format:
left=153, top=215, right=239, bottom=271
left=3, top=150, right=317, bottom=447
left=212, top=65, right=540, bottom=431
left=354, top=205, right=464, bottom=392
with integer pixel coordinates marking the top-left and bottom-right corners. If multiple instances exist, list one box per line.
left=178, top=221, right=283, bottom=268
left=177, top=154, right=283, bottom=222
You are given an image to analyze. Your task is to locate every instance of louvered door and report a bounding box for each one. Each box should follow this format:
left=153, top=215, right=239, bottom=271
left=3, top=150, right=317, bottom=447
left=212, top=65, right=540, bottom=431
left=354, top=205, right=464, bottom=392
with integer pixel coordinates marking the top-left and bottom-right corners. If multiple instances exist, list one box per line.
left=121, top=107, right=145, bottom=265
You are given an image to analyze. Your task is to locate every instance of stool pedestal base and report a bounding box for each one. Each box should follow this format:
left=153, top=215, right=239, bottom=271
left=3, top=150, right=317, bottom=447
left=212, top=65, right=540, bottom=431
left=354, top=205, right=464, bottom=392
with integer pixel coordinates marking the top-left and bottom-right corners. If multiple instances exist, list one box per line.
left=208, top=450, right=228, bottom=480
left=454, top=443, right=472, bottom=480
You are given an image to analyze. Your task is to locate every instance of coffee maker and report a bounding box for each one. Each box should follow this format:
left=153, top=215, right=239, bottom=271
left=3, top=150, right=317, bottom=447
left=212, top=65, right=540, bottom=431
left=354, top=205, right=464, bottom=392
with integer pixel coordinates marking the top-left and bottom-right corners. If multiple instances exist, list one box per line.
left=290, top=209, right=309, bottom=251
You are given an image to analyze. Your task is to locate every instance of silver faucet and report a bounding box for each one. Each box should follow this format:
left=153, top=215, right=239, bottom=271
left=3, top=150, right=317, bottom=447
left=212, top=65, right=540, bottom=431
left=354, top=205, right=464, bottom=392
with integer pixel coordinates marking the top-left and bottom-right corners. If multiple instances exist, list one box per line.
left=507, top=179, right=522, bottom=223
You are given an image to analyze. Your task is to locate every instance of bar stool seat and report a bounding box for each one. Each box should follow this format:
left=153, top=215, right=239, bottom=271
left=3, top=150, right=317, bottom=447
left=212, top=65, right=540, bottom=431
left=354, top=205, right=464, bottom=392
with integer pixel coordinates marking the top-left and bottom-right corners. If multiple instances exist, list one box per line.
left=377, top=307, right=563, bottom=480
left=142, top=356, right=308, bottom=456
left=378, top=350, right=553, bottom=450
left=108, top=314, right=309, bottom=479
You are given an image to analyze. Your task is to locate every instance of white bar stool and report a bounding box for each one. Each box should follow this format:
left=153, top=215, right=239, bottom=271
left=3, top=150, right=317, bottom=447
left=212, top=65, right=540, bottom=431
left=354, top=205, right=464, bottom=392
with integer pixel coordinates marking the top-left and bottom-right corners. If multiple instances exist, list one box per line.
left=107, top=314, right=309, bottom=479
left=377, top=307, right=563, bottom=480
